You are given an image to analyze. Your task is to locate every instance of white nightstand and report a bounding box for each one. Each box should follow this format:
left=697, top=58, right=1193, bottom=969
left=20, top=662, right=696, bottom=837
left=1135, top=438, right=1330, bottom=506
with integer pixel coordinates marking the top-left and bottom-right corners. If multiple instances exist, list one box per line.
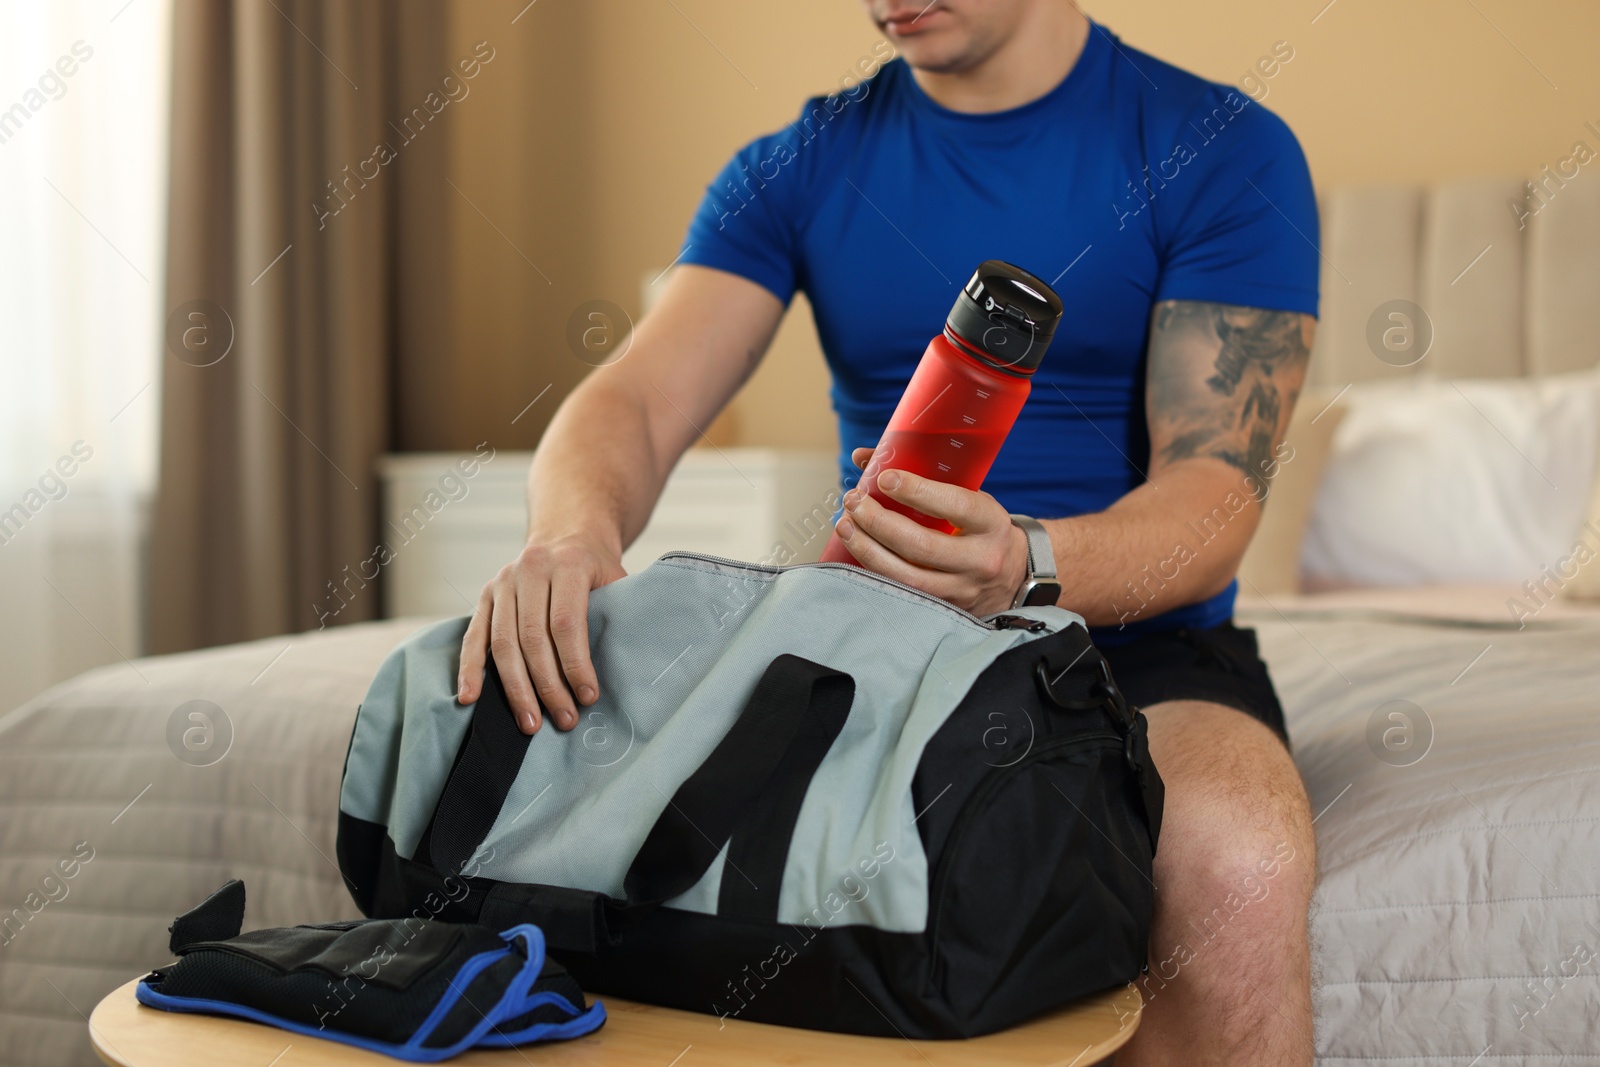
left=376, top=448, right=842, bottom=618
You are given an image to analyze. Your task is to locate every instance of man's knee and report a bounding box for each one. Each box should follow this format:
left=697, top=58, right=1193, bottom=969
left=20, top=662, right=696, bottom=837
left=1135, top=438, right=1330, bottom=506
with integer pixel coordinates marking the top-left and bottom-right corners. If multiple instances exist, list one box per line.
left=1178, top=826, right=1312, bottom=944
left=1143, top=701, right=1316, bottom=955
left=1147, top=820, right=1313, bottom=1009
left=1174, top=776, right=1314, bottom=906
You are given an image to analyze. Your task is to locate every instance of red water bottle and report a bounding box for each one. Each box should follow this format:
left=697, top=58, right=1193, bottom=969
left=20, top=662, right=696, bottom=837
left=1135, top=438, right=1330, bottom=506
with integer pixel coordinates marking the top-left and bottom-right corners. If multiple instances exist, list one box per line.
left=821, top=260, right=1064, bottom=565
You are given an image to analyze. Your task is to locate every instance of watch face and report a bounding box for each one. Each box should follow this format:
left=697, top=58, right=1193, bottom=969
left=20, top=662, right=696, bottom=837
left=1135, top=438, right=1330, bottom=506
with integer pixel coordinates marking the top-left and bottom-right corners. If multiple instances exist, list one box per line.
left=1021, top=581, right=1062, bottom=607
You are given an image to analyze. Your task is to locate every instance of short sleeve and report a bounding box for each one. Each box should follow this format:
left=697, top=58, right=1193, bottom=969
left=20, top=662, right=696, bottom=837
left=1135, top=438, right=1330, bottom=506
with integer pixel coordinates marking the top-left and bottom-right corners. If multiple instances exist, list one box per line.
left=678, top=106, right=825, bottom=306
left=1152, top=93, right=1320, bottom=317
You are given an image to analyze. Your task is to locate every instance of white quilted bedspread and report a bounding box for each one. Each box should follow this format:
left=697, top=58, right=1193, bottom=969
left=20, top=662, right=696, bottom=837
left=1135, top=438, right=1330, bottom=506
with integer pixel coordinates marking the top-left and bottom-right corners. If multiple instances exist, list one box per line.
left=0, top=620, right=427, bottom=1067
left=1239, top=593, right=1600, bottom=1065
left=1, top=595, right=1597, bottom=1066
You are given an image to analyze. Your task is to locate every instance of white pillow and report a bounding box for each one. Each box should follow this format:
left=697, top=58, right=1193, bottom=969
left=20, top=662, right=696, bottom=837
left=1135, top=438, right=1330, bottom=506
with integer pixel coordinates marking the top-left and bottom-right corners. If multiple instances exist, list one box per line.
left=1300, top=368, right=1600, bottom=587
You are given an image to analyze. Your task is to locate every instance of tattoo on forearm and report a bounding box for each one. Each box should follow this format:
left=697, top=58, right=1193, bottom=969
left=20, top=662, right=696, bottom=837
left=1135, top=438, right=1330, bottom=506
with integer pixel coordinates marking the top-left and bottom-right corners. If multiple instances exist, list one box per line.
left=1148, top=301, right=1313, bottom=483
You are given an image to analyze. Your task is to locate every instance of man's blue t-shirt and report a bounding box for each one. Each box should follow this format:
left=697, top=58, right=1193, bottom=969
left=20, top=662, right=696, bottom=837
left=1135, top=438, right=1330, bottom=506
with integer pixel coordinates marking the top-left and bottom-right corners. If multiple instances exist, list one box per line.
left=678, top=23, right=1320, bottom=641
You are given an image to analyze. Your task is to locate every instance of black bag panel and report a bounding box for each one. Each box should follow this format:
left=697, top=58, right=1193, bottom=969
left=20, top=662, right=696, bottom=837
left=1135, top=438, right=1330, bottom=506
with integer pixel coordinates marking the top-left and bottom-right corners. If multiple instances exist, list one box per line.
left=1124, top=709, right=1165, bottom=852
left=555, top=906, right=1130, bottom=1040
left=336, top=810, right=387, bottom=918
left=928, top=740, right=1153, bottom=1023
left=341, top=826, right=1128, bottom=1039
left=906, top=620, right=1161, bottom=1030
left=913, top=623, right=1118, bottom=863
left=338, top=810, right=488, bottom=925
left=552, top=910, right=924, bottom=1036
left=343, top=818, right=619, bottom=957
left=914, top=621, right=1161, bottom=869
left=481, top=882, right=623, bottom=955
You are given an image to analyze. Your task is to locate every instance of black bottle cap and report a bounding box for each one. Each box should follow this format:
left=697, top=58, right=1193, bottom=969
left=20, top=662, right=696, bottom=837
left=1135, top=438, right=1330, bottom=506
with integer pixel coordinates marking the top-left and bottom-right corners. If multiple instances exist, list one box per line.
left=944, top=260, right=1064, bottom=374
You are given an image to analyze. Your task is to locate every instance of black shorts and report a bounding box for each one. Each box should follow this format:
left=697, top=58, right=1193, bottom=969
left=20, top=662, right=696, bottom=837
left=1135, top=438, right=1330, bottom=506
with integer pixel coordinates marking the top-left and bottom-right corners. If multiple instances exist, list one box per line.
left=1098, top=622, right=1290, bottom=746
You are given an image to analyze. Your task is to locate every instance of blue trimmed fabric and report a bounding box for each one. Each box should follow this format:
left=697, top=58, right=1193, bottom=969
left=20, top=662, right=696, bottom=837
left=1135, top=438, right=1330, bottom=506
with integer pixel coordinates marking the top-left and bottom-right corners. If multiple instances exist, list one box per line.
left=136, top=922, right=604, bottom=1061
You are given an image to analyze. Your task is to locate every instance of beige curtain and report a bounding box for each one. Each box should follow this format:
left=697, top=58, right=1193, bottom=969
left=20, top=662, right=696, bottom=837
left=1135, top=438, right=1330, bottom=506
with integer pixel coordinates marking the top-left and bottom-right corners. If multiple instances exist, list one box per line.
left=151, top=0, right=451, bottom=653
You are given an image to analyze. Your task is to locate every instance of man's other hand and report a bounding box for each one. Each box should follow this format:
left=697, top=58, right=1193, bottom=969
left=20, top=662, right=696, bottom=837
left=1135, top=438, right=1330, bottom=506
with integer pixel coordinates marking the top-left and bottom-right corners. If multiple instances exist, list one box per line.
left=833, top=447, right=1030, bottom=616
left=456, top=534, right=627, bottom=735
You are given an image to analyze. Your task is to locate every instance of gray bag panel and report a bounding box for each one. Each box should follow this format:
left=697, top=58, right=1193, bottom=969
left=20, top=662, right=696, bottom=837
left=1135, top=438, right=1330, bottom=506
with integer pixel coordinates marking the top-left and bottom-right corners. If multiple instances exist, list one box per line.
left=340, top=614, right=474, bottom=856
left=341, top=554, right=1085, bottom=936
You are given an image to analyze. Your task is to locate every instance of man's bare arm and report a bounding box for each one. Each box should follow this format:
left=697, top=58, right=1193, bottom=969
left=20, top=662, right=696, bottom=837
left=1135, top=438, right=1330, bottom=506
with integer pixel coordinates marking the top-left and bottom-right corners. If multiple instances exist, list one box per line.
left=523, top=266, right=780, bottom=555
left=1036, top=301, right=1313, bottom=625
left=1147, top=302, right=1311, bottom=479
left=458, top=265, right=786, bottom=732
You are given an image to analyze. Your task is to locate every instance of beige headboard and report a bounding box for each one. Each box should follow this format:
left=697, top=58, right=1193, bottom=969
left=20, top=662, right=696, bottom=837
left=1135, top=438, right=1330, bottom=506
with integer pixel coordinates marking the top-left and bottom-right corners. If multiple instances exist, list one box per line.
left=1308, top=172, right=1600, bottom=386
left=1242, top=170, right=1600, bottom=595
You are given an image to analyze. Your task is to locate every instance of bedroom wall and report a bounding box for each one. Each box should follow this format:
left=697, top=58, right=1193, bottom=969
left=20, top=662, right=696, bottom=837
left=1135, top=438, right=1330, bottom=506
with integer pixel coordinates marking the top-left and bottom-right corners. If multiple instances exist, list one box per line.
left=431, top=0, right=598, bottom=450
left=1092, top=0, right=1599, bottom=190
left=441, top=0, right=1600, bottom=451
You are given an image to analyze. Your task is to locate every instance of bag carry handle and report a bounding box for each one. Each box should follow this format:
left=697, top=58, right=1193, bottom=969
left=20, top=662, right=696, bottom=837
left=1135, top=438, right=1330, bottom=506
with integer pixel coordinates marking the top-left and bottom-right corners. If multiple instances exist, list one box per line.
left=474, top=654, right=855, bottom=953
left=716, top=665, right=853, bottom=922
left=625, top=655, right=854, bottom=907
left=425, top=659, right=534, bottom=880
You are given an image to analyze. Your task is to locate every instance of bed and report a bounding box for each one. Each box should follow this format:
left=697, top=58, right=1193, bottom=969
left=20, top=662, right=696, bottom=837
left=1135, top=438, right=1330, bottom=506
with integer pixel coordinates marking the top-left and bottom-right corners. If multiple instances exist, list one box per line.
left=4, top=178, right=1600, bottom=1065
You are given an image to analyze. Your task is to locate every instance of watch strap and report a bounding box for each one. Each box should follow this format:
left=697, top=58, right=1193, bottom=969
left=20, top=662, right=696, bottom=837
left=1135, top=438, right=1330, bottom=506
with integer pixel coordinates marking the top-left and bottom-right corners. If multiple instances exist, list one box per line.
left=1010, top=514, right=1057, bottom=581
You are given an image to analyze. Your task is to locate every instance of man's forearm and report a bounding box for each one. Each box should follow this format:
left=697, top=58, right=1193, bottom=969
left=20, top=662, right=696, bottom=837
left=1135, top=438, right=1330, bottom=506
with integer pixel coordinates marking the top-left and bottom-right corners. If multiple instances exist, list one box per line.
left=1042, top=302, right=1313, bottom=628
left=457, top=267, right=783, bottom=728
left=1040, top=456, right=1270, bottom=628
left=520, top=265, right=785, bottom=561
left=523, top=374, right=670, bottom=558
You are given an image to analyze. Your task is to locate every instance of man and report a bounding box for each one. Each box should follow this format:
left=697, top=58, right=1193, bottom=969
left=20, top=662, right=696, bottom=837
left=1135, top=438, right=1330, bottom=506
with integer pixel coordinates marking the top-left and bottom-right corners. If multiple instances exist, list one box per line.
left=457, top=1, right=1319, bottom=1062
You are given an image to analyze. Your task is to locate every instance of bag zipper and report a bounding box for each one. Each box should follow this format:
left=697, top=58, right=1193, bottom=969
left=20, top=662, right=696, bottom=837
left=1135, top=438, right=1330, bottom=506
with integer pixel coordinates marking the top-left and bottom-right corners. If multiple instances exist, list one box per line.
left=989, top=614, right=1050, bottom=632
left=924, top=731, right=1123, bottom=982
left=656, top=550, right=1062, bottom=635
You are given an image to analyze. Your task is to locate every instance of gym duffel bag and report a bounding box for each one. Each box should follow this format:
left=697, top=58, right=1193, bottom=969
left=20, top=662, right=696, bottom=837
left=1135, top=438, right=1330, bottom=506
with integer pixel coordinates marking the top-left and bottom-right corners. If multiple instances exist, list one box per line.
left=337, top=551, right=1164, bottom=1038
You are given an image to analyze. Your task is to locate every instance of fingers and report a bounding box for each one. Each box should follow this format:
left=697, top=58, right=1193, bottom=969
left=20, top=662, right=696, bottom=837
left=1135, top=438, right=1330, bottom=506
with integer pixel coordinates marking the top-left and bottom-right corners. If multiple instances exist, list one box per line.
left=836, top=472, right=1022, bottom=615
left=840, top=488, right=967, bottom=573
left=833, top=513, right=960, bottom=599
left=461, top=537, right=622, bottom=735
left=548, top=565, right=600, bottom=711
left=873, top=469, right=1003, bottom=533
left=851, top=447, right=874, bottom=471
left=457, top=585, right=493, bottom=704
left=515, top=563, right=580, bottom=732
left=488, top=579, right=545, bottom=734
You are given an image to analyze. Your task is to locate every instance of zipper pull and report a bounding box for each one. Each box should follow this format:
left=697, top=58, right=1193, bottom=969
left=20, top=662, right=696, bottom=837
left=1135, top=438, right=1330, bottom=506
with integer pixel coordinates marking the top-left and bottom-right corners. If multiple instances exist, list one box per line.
left=989, top=614, right=1048, bottom=632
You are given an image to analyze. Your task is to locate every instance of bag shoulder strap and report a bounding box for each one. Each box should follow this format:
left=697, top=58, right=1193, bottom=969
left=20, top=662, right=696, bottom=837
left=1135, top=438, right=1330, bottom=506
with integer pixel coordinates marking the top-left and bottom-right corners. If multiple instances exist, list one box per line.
left=1035, top=626, right=1165, bottom=854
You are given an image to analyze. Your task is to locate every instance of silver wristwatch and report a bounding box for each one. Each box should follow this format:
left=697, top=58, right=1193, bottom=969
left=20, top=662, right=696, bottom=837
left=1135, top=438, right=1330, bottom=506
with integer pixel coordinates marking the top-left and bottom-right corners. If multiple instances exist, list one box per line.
left=1009, top=514, right=1062, bottom=608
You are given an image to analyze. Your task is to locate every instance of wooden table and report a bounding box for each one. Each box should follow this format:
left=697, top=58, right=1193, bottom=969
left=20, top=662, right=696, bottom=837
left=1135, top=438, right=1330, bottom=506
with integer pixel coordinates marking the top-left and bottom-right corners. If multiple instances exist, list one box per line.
left=90, top=978, right=1140, bottom=1066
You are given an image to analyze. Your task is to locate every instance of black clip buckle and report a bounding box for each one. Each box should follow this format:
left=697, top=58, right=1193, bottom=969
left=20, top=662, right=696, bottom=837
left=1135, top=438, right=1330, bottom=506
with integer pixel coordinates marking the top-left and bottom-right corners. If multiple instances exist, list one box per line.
left=1093, top=657, right=1135, bottom=731
left=1035, top=654, right=1136, bottom=734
